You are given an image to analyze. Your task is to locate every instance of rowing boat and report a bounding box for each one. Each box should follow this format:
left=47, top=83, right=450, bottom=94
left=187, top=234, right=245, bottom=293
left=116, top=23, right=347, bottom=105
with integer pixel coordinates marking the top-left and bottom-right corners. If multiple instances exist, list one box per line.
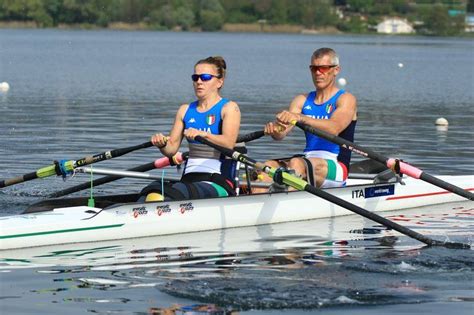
left=1, top=174, right=472, bottom=250
left=4, top=200, right=468, bottom=270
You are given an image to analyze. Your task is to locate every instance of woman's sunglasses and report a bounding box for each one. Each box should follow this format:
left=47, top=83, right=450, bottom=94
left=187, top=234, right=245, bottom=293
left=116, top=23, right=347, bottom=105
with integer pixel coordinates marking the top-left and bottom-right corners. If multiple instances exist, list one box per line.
left=309, top=65, right=337, bottom=74
left=191, top=73, right=220, bottom=82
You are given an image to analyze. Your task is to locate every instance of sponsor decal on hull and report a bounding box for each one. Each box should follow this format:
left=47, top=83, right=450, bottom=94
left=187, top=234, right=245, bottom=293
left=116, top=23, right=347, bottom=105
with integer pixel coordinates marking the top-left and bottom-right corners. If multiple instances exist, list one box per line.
left=179, top=202, right=194, bottom=214
left=156, top=204, right=171, bottom=216
left=132, top=206, right=148, bottom=218
left=352, top=184, right=395, bottom=199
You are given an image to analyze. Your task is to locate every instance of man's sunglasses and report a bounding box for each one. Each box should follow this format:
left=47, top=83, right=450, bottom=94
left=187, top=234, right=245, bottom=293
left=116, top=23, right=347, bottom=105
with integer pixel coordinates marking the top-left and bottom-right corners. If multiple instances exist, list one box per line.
left=191, top=73, right=221, bottom=82
left=309, top=65, right=337, bottom=74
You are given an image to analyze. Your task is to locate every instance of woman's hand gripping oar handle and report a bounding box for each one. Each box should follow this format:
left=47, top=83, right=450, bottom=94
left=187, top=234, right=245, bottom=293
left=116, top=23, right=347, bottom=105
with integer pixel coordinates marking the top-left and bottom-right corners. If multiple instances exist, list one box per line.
left=47, top=129, right=263, bottom=198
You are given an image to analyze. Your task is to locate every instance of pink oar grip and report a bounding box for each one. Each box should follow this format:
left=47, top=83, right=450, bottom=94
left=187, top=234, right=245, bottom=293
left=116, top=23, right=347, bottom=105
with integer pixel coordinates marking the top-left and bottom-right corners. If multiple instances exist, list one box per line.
left=154, top=156, right=170, bottom=169
left=153, top=152, right=184, bottom=169
left=387, top=158, right=423, bottom=179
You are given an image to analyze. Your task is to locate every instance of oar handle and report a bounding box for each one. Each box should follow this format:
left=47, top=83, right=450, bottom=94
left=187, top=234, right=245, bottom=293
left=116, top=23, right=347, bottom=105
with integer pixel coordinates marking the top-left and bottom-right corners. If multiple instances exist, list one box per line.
left=387, top=158, right=473, bottom=200
left=154, top=151, right=188, bottom=168
left=236, top=130, right=265, bottom=143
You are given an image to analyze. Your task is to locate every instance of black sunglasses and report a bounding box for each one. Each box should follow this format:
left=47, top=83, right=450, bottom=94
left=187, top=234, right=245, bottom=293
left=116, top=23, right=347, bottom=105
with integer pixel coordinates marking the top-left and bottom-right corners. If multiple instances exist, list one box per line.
left=191, top=73, right=221, bottom=82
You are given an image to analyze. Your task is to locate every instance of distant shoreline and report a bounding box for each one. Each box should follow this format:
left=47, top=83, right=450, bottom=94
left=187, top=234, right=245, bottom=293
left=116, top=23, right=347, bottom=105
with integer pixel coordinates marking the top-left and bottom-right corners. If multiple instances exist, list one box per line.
left=1, top=21, right=472, bottom=37
left=0, top=21, right=342, bottom=35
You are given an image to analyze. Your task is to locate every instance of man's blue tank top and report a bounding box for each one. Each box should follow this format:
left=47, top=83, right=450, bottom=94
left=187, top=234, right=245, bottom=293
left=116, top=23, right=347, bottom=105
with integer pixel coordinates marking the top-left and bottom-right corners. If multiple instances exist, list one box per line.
left=301, top=90, right=345, bottom=155
left=301, top=90, right=357, bottom=169
left=183, top=98, right=228, bottom=144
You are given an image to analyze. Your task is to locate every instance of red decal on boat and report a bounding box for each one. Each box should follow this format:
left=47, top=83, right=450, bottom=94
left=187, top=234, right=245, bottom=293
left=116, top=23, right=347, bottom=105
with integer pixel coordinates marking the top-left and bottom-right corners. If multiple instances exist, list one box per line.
left=392, top=217, right=411, bottom=221
left=387, top=187, right=474, bottom=200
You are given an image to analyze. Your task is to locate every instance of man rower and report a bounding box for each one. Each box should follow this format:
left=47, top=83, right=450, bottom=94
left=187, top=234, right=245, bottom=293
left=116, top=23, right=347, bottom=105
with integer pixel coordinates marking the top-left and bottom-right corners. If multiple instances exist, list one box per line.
left=255, top=47, right=357, bottom=191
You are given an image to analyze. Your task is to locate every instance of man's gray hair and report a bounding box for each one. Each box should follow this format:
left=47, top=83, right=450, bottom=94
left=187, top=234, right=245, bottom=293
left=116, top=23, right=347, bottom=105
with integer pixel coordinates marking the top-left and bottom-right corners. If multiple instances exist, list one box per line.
left=312, top=48, right=339, bottom=65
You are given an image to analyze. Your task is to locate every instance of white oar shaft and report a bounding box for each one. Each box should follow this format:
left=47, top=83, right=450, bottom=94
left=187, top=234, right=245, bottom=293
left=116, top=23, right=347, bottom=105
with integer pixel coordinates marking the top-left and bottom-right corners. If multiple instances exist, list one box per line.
left=75, top=167, right=272, bottom=188
left=76, top=167, right=179, bottom=181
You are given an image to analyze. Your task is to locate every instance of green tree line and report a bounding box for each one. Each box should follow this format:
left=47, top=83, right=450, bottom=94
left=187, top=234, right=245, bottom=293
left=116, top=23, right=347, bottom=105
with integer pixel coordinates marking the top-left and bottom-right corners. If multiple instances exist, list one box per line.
left=0, top=0, right=470, bottom=35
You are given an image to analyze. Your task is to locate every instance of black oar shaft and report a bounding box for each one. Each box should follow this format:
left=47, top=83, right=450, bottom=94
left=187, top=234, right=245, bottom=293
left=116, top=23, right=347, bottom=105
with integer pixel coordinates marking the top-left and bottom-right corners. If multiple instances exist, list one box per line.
left=420, top=172, right=473, bottom=201
left=195, top=135, right=470, bottom=249
left=0, top=141, right=154, bottom=189
left=1, top=171, right=39, bottom=187
left=73, top=142, right=153, bottom=167
left=236, top=130, right=265, bottom=143
left=295, top=121, right=474, bottom=201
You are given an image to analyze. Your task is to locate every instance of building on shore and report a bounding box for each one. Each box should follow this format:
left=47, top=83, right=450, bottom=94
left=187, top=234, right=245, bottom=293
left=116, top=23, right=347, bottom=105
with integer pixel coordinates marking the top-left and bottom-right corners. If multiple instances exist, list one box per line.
left=377, top=18, right=414, bottom=34
left=466, top=15, right=474, bottom=32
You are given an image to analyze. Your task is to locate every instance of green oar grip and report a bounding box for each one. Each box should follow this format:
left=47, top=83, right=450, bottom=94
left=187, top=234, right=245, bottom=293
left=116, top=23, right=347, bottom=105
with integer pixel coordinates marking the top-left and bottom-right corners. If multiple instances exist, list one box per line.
left=261, top=164, right=307, bottom=191
left=36, top=165, right=58, bottom=179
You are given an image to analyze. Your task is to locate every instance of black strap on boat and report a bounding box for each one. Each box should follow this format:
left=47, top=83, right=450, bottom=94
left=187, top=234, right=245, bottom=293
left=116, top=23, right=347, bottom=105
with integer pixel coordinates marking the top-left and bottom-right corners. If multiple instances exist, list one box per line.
left=245, top=165, right=253, bottom=194
left=301, top=157, right=316, bottom=186
left=273, top=167, right=286, bottom=185
left=264, top=154, right=314, bottom=186
left=139, top=181, right=185, bottom=201
left=183, top=182, right=200, bottom=199
left=390, top=159, right=403, bottom=175
left=181, top=172, right=236, bottom=196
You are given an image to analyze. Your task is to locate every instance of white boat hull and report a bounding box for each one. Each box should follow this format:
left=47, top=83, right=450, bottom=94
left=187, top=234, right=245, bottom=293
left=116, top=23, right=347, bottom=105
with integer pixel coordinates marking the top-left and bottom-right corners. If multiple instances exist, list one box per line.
left=1, top=175, right=472, bottom=250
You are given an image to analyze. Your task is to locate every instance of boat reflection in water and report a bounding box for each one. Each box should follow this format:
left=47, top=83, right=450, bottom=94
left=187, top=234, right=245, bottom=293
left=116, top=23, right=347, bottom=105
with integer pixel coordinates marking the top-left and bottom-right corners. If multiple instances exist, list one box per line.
left=0, top=209, right=391, bottom=270
left=3, top=200, right=472, bottom=271
left=1, top=201, right=472, bottom=313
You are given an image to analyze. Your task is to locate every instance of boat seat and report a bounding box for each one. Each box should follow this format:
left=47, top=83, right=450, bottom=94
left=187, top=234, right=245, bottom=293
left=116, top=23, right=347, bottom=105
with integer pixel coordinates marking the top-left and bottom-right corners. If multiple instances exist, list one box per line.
left=373, top=169, right=403, bottom=184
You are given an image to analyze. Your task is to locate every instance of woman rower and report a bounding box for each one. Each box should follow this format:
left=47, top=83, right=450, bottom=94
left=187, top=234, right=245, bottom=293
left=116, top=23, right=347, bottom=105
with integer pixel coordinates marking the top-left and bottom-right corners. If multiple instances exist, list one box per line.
left=140, top=56, right=241, bottom=201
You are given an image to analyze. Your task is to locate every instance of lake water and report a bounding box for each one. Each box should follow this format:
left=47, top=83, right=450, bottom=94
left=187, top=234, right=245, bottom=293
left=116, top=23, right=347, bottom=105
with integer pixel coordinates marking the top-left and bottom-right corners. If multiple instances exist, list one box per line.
left=0, top=29, right=473, bottom=314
